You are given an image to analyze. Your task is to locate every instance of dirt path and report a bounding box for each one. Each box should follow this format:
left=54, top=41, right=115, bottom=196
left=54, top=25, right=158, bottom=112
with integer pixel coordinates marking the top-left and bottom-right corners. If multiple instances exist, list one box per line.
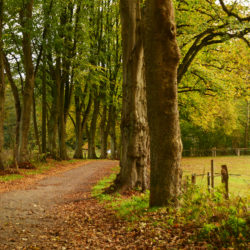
left=0, top=160, right=118, bottom=249
left=0, top=160, right=204, bottom=249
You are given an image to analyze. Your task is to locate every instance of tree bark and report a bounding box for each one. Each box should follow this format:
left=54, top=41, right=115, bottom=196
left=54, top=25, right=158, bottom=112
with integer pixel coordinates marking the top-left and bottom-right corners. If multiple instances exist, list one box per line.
left=245, top=100, right=249, bottom=148
left=47, top=66, right=59, bottom=159
left=3, top=55, right=21, bottom=167
left=73, top=95, right=83, bottom=159
left=73, top=93, right=92, bottom=159
left=114, top=0, right=150, bottom=192
left=0, top=0, right=5, bottom=170
left=32, top=90, right=41, bottom=154
left=42, top=54, right=47, bottom=154
left=100, top=105, right=111, bottom=159
left=145, top=0, right=182, bottom=207
left=88, top=98, right=100, bottom=159
left=17, top=0, right=35, bottom=164
left=109, top=106, right=117, bottom=160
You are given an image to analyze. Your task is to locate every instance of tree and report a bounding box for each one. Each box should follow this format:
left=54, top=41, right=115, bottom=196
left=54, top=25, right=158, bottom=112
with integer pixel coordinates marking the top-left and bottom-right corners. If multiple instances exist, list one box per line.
left=145, top=0, right=182, bottom=206
left=114, top=0, right=150, bottom=192
left=17, top=0, right=35, bottom=164
left=0, top=0, right=5, bottom=170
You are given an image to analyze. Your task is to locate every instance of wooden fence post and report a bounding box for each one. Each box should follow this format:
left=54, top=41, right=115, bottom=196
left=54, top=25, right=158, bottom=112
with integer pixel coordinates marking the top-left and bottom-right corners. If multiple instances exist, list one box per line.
left=236, top=148, right=240, bottom=157
left=192, top=174, right=196, bottom=185
left=184, top=175, right=190, bottom=192
left=207, top=172, right=211, bottom=192
left=221, top=165, right=229, bottom=199
left=212, top=147, right=217, bottom=157
left=211, top=160, right=214, bottom=189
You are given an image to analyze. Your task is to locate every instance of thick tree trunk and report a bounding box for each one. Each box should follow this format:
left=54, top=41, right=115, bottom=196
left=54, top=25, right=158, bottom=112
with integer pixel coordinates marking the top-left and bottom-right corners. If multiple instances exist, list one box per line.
left=0, top=0, right=5, bottom=170
left=17, top=0, right=35, bottom=164
left=145, top=0, right=182, bottom=207
left=115, top=0, right=150, bottom=192
left=88, top=98, right=100, bottom=159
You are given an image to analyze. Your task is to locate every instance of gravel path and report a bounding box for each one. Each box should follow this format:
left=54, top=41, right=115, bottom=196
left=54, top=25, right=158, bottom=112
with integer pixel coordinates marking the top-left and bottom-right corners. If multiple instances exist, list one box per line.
left=0, top=160, right=118, bottom=248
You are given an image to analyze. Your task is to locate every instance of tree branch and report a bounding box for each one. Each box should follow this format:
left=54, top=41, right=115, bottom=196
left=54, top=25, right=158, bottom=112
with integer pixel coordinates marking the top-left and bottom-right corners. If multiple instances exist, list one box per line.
left=219, top=0, right=250, bottom=22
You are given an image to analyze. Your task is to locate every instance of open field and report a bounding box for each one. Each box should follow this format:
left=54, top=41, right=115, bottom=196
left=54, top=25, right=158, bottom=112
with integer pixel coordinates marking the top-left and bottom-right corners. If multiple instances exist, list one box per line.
left=182, top=156, right=250, bottom=197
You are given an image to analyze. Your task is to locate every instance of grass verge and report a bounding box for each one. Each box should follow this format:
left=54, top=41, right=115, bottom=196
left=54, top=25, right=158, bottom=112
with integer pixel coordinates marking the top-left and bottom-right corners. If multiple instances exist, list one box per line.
left=92, top=168, right=250, bottom=248
left=0, top=159, right=84, bottom=183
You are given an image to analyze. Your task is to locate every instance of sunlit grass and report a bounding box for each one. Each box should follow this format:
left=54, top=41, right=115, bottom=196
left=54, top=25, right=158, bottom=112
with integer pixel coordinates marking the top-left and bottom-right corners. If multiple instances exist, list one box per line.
left=0, top=159, right=87, bottom=183
left=181, top=156, right=250, bottom=196
left=0, top=174, right=23, bottom=182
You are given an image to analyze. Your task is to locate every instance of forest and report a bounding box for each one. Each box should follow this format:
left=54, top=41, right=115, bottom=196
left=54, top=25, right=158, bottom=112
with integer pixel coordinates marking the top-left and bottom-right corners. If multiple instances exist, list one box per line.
left=0, top=0, right=249, bottom=248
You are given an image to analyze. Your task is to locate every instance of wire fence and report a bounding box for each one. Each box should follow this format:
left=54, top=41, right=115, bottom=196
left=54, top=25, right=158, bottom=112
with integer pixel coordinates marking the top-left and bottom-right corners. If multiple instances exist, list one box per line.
left=182, top=148, right=250, bottom=157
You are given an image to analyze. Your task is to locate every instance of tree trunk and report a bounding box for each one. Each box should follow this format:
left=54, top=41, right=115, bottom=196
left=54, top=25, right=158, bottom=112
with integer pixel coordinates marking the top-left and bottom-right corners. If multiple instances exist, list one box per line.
left=115, top=0, right=150, bottom=192
left=245, top=100, right=249, bottom=148
left=0, top=0, right=5, bottom=170
left=110, top=106, right=117, bottom=160
left=100, top=105, right=111, bottom=159
left=3, top=55, right=21, bottom=167
left=144, top=0, right=182, bottom=207
left=17, top=0, right=35, bottom=164
left=48, top=74, right=59, bottom=159
left=56, top=56, right=68, bottom=160
left=88, top=98, right=100, bottom=159
left=73, top=96, right=83, bottom=159
left=42, top=54, right=47, bottom=154
left=32, top=90, right=41, bottom=154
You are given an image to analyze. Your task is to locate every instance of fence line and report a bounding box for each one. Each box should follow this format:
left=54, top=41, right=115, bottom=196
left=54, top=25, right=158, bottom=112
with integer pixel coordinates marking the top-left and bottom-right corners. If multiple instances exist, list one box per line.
left=182, top=148, right=250, bottom=157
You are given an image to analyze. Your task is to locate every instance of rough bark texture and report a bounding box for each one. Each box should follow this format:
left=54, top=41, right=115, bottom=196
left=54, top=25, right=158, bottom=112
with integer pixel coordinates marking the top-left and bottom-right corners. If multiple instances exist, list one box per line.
left=116, top=0, right=150, bottom=192
left=0, top=0, right=5, bottom=170
left=17, top=0, right=35, bottom=164
left=145, top=0, right=182, bottom=206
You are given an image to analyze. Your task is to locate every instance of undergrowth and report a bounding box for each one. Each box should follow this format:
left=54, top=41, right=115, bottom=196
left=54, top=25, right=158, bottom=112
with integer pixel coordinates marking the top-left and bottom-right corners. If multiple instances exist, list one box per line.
left=93, top=172, right=250, bottom=248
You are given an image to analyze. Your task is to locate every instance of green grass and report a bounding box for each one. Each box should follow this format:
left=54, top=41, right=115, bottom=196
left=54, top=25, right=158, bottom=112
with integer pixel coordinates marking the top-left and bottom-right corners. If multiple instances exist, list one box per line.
left=23, top=165, right=51, bottom=175
left=182, top=156, right=250, bottom=196
left=0, top=174, right=23, bottom=182
left=0, top=164, right=53, bottom=182
left=0, top=159, right=82, bottom=182
left=92, top=167, right=249, bottom=248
